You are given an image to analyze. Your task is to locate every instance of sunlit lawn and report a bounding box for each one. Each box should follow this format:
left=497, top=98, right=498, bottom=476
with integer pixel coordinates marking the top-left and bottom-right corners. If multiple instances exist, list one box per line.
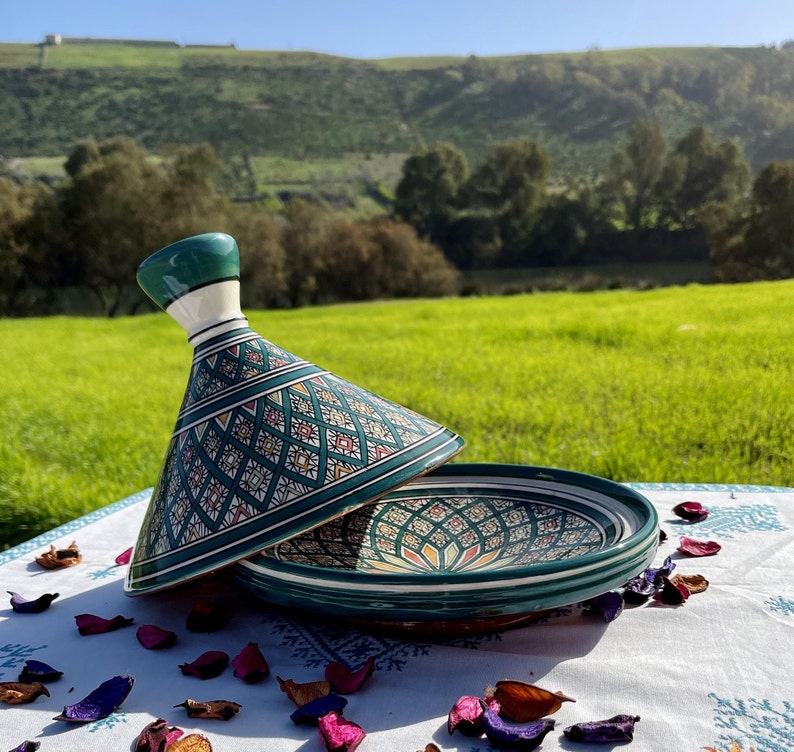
left=1, top=280, right=792, bottom=548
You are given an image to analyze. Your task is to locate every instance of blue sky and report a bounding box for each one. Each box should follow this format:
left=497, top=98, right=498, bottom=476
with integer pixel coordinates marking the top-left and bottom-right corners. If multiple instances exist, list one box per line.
left=7, top=0, right=794, bottom=58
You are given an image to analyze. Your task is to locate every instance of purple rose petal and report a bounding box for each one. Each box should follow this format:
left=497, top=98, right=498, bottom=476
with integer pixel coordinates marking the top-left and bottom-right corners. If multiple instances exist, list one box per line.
left=290, top=694, right=349, bottom=726
left=8, top=742, right=40, bottom=752
left=136, top=624, right=178, bottom=650
left=8, top=591, right=59, bottom=614
left=623, top=575, right=657, bottom=604
left=481, top=707, right=555, bottom=750
left=564, top=713, right=640, bottom=742
left=18, top=660, right=63, bottom=683
left=75, top=613, right=134, bottom=635
left=644, top=555, right=676, bottom=588
left=582, top=591, right=624, bottom=622
left=179, top=650, right=229, bottom=679
left=53, top=674, right=134, bottom=723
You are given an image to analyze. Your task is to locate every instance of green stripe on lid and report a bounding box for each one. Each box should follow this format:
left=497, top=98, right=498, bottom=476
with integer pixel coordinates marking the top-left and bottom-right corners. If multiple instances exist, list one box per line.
left=136, top=232, right=240, bottom=310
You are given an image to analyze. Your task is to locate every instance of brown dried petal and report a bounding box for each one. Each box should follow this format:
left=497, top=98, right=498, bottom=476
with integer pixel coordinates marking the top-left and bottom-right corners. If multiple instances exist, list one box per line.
left=175, top=699, right=242, bottom=720
left=417, top=746, right=441, bottom=752
left=0, top=682, right=50, bottom=704
left=34, top=541, right=82, bottom=569
left=165, top=734, right=213, bottom=751
left=670, top=573, right=710, bottom=594
left=493, top=680, right=575, bottom=722
left=277, top=676, right=331, bottom=706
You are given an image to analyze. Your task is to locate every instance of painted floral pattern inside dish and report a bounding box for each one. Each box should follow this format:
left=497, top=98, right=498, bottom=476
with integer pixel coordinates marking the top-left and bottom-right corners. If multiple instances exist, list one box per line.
left=268, top=493, right=607, bottom=575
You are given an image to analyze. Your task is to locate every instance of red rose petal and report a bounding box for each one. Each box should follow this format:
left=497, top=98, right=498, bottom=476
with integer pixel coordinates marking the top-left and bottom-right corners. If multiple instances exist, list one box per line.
left=324, top=656, right=375, bottom=693
left=232, top=642, right=270, bottom=683
left=179, top=650, right=229, bottom=679
left=136, top=624, right=178, bottom=649
left=678, top=536, right=722, bottom=556
left=115, top=548, right=133, bottom=565
left=75, top=613, right=134, bottom=635
left=672, top=501, right=710, bottom=522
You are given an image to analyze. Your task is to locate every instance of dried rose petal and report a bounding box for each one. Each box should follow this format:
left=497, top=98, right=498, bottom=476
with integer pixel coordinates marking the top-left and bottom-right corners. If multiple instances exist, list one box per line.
left=622, top=575, right=656, bottom=604
left=317, top=710, right=366, bottom=752
left=417, top=746, right=440, bottom=752
left=179, top=651, right=229, bottom=679
left=75, top=613, right=134, bottom=635
left=137, top=624, right=178, bottom=649
left=18, top=659, right=63, bottom=683
left=53, top=674, right=134, bottom=722
left=670, top=573, right=709, bottom=594
left=481, top=707, right=556, bottom=750
left=115, top=547, right=133, bottom=565
left=232, top=642, right=269, bottom=683
left=644, top=555, right=676, bottom=587
left=186, top=600, right=224, bottom=632
left=8, top=591, right=59, bottom=614
left=8, top=742, right=40, bottom=752
left=563, top=713, right=640, bottom=742
left=582, top=591, right=624, bottom=622
left=175, top=698, right=242, bottom=720
left=678, top=536, right=722, bottom=556
left=653, top=576, right=690, bottom=605
left=0, top=682, right=50, bottom=704
left=35, top=541, right=82, bottom=569
left=492, top=680, right=575, bottom=722
left=672, top=501, right=709, bottom=522
left=290, top=694, right=348, bottom=726
left=659, top=529, right=668, bottom=544
left=277, top=676, right=332, bottom=706
left=166, top=734, right=213, bottom=751
left=448, top=695, right=488, bottom=736
left=325, top=656, right=375, bottom=693
left=134, top=718, right=183, bottom=752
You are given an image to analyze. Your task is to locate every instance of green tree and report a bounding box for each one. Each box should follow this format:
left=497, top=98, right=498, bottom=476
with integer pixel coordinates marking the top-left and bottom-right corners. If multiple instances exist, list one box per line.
left=464, top=138, right=550, bottom=264
left=708, top=160, right=794, bottom=281
left=58, top=137, right=174, bottom=316
left=281, top=198, right=334, bottom=307
left=393, top=142, right=469, bottom=245
left=657, top=126, right=750, bottom=229
left=602, top=120, right=666, bottom=230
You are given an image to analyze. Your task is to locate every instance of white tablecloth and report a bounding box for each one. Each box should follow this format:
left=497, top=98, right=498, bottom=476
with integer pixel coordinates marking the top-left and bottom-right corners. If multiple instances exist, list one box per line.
left=1, top=483, right=792, bottom=751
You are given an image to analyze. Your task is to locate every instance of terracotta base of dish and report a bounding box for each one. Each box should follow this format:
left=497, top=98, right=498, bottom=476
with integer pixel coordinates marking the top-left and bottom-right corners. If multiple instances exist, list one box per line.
left=339, top=610, right=555, bottom=638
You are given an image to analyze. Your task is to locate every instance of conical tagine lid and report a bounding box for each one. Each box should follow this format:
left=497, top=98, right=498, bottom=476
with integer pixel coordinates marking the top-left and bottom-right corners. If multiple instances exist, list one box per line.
left=125, top=233, right=465, bottom=595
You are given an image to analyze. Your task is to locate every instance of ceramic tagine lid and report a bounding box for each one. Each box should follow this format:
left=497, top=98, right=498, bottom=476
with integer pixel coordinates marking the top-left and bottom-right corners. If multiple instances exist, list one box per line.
left=125, top=233, right=465, bottom=595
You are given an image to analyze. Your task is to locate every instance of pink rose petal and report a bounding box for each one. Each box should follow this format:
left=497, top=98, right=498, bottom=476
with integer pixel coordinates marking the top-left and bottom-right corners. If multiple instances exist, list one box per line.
left=318, top=710, right=366, bottom=752
left=678, top=536, right=722, bottom=556
left=115, top=548, right=133, bottom=565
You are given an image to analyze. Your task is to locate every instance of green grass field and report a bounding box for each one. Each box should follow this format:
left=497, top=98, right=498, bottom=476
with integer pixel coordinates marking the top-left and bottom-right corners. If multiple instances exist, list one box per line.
left=1, top=281, right=793, bottom=548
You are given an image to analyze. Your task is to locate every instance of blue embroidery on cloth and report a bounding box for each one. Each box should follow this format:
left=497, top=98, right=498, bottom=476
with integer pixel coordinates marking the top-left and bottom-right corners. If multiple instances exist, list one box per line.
left=88, top=711, right=129, bottom=732
left=766, top=596, right=794, bottom=616
left=0, top=643, right=48, bottom=678
left=710, top=694, right=794, bottom=751
left=676, top=505, right=786, bottom=539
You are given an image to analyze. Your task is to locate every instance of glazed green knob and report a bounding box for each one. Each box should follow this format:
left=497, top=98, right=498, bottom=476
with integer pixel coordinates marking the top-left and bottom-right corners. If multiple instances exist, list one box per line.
left=137, top=233, right=247, bottom=344
left=137, top=232, right=240, bottom=310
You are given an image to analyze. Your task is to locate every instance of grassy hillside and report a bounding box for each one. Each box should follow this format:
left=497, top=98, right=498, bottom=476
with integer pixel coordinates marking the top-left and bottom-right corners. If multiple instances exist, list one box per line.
left=2, top=41, right=794, bottom=180
left=1, top=280, right=792, bottom=547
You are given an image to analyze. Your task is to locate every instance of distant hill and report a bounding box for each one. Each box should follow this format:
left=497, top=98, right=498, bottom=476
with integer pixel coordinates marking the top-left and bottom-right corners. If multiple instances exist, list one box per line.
left=2, top=40, right=794, bottom=179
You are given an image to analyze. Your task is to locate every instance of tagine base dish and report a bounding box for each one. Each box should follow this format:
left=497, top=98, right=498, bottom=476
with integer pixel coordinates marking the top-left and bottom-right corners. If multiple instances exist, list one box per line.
left=234, top=463, right=659, bottom=634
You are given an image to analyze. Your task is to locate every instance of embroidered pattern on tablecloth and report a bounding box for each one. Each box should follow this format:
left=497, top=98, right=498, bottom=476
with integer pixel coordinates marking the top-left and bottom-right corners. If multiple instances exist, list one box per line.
left=0, top=643, right=48, bottom=679
left=671, top=505, right=786, bottom=538
left=766, top=595, right=794, bottom=616
left=709, top=694, right=794, bottom=752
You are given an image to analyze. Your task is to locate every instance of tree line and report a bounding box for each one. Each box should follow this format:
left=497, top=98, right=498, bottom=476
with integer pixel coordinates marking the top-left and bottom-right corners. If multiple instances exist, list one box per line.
left=0, top=138, right=458, bottom=317
left=393, top=120, right=793, bottom=282
left=1, top=119, right=793, bottom=317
